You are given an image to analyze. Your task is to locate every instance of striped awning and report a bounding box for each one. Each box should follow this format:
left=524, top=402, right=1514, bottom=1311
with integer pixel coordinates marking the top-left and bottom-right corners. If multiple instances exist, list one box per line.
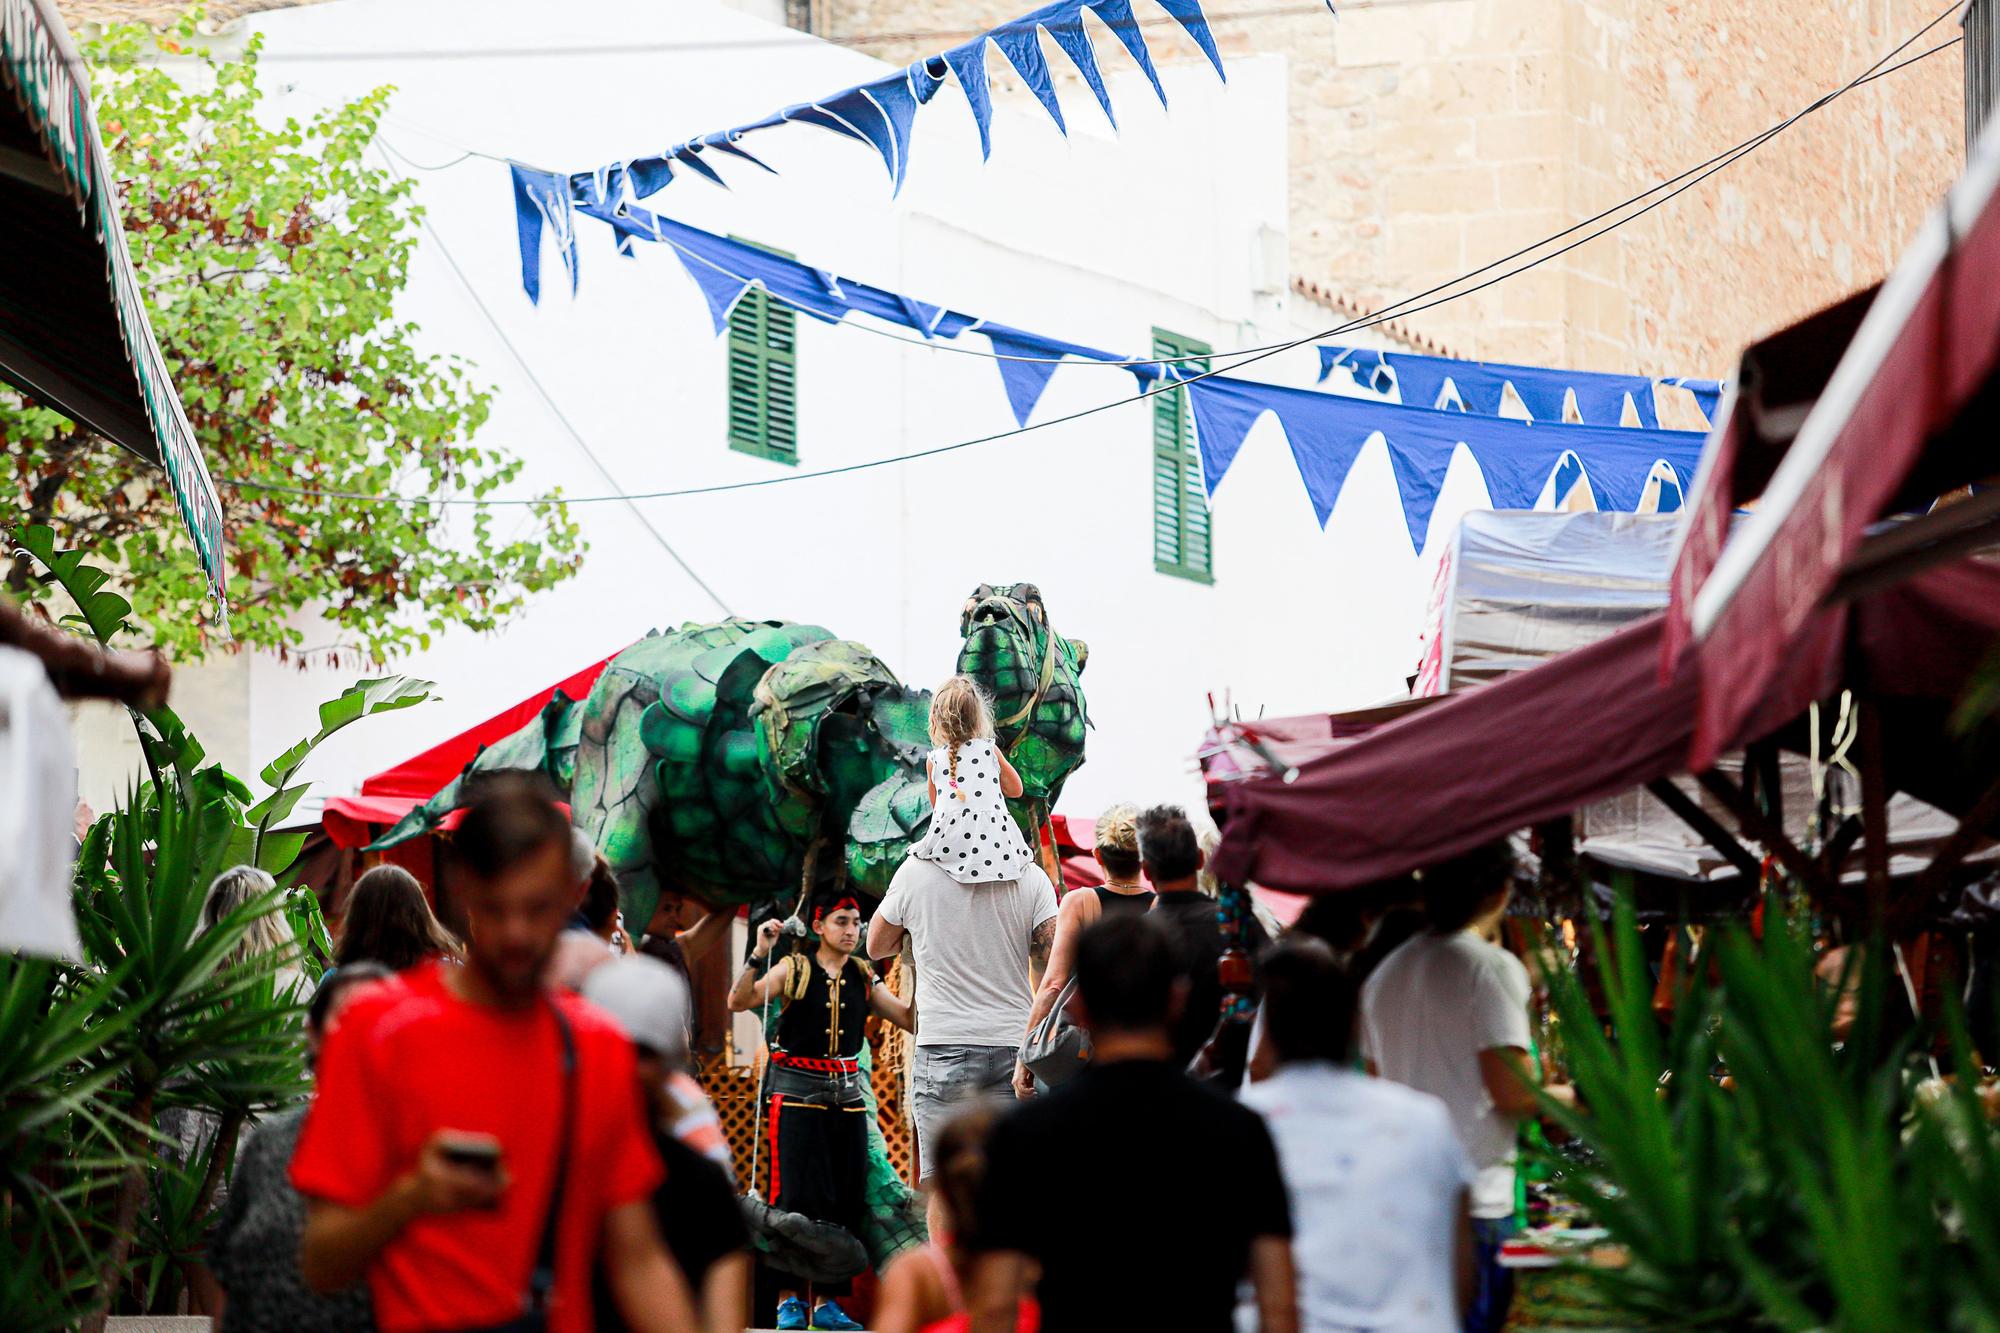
left=0, top=0, right=225, bottom=611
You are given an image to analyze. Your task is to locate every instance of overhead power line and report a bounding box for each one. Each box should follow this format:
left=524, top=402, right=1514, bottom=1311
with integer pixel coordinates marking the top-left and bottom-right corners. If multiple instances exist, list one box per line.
left=51, top=1, right=1335, bottom=64
left=368, top=147, right=735, bottom=614
left=219, top=10, right=1963, bottom=508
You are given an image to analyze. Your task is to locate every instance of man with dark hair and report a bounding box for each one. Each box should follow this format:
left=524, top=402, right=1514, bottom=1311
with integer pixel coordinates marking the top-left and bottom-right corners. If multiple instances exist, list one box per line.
left=1138, top=803, right=1268, bottom=1068
left=969, top=914, right=1297, bottom=1333
left=1246, top=940, right=1473, bottom=1332
left=1359, top=840, right=1570, bottom=1333
left=292, top=776, right=698, bottom=1333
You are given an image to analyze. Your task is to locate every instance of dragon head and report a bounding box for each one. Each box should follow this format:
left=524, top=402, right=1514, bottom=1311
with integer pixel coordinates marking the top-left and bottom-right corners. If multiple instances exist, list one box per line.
left=956, top=583, right=1089, bottom=818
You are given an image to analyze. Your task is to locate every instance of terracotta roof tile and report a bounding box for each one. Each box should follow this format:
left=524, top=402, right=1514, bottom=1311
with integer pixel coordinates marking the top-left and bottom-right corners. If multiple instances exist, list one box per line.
left=56, top=0, right=327, bottom=27
left=1290, top=276, right=1463, bottom=360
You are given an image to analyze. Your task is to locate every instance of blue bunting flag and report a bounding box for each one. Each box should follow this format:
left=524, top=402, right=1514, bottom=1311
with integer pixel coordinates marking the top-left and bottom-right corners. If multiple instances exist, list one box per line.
left=511, top=0, right=1233, bottom=304
left=511, top=201, right=1706, bottom=549
left=1183, top=374, right=1706, bottom=549
left=1319, top=346, right=1725, bottom=430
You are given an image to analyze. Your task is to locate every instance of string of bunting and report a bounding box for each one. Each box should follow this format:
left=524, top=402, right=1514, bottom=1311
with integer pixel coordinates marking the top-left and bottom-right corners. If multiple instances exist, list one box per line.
left=511, top=201, right=1707, bottom=550
left=1319, top=346, right=1724, bottom=431
left=508, top=0, right=1231, bottom=303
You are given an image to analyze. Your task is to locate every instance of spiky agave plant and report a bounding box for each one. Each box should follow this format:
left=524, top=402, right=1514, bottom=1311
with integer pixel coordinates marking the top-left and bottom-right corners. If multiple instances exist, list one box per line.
left=70, top=782, right=305, bottom=1329
left=1532, top=893, right=1749, bottom=1327
left=1537, top=889, right=2000, bottom=1330
left=0, top=958, right=142, bottom=1333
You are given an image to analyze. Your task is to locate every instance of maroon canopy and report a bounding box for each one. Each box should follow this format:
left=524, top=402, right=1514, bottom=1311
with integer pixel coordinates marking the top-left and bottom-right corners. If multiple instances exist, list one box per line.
left=1667, top=126, right=2000, bottom=770
left=1210, top=559, right=2000, bottom=894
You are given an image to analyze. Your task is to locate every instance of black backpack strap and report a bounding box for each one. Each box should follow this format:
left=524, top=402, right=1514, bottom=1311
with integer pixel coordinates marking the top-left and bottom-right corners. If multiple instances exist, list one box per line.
left=526, top=1000, right=578, bottom=1315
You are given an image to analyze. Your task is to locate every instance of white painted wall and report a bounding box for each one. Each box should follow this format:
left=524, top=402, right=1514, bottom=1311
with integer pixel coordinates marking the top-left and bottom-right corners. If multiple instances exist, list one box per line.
left=186, top=0, right=1480, bottom=824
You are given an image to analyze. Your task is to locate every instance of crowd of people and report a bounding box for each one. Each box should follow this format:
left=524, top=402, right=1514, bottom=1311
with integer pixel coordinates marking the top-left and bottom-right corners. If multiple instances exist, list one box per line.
left=192, top=674, right=1566, bottom=1333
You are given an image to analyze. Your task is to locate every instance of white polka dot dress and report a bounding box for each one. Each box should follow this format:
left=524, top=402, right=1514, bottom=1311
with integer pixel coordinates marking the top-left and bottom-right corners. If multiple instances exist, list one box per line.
left=911, top=738, right=1035, bottom=884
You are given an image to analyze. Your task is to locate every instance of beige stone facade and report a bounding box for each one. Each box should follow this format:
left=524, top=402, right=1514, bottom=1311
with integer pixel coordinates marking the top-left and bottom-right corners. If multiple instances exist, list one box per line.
left=812, top=0, right=1963, bottom=376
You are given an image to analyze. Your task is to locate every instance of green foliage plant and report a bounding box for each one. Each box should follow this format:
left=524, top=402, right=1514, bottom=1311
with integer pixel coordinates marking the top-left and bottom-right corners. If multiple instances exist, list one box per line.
left=1538, top=888, right=2000, bottom=1330
left=0, top=527, right=435, bottom=1327
left=1, top=12, right=583, bottom=664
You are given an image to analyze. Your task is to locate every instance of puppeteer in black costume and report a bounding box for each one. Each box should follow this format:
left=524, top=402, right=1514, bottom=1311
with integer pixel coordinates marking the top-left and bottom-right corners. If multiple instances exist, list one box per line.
left=728, top=894, right=914, bottom=1325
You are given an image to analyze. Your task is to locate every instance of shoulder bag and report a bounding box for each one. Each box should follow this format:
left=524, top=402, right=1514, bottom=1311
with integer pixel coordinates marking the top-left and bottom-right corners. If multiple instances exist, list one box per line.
left=459, top=999, right=576, bottom=1333
left=1021, top=974, right=1090, bottom=1089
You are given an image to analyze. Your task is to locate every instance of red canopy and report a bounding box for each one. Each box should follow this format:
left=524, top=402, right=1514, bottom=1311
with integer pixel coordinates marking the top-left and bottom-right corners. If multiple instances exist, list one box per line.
left=321, top=652, right=621, bottom=849
left=1210, top=559, right=2000, bottom=894
left=1667, top=126, right=2000, bottom=770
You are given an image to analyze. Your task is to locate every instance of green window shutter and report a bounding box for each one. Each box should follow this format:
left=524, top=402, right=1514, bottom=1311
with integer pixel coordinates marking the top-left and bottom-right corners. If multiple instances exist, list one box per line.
left=1151, top=328, right=1213, bottom=583
left=726, top=240, right=798, bottom=465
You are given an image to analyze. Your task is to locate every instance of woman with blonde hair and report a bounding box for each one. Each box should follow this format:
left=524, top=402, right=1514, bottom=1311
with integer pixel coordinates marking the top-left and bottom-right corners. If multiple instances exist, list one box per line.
left=908, top=676, right=1033, bottom=885
left=1013, top=804, right=1153, bottom=1098
left=202, top=864, right=305, bottom=995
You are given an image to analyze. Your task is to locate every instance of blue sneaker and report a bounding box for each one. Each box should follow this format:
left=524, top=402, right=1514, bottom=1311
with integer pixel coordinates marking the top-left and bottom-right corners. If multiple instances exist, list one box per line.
left=811, top=1299, right=865, bottom=1330
left=775, top=1296, right=810, bottom=1330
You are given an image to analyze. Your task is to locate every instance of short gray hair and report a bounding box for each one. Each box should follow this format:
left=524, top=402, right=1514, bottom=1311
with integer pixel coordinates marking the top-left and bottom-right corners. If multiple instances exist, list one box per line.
left=569, top=828, right=598, bottom=884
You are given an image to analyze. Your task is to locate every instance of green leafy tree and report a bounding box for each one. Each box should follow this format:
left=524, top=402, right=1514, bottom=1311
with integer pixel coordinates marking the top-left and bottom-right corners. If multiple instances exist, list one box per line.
left=1, top=15, right=582, bottom=663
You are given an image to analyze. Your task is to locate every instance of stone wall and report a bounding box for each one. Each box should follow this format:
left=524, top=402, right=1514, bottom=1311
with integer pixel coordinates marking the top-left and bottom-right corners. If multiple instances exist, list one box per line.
left=811, top=0, right=1962, bottom=376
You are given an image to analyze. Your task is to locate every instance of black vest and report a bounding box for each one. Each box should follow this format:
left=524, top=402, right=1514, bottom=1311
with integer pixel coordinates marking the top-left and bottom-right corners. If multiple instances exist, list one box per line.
left=774, top=953, right=871, bottom=1060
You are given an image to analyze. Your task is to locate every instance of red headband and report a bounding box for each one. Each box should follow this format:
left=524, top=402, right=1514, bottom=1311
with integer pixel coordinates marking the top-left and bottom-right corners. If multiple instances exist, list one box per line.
left=812, top=895, right=863, bottom=926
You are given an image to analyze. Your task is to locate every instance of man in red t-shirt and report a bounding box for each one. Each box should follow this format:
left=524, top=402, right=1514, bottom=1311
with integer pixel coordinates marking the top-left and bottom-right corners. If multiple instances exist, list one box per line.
left=293, top=778, right=696, bottom=1333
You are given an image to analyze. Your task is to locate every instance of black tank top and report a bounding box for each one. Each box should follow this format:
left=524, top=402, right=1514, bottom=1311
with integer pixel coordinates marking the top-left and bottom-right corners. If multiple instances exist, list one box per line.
left=773, top=953, right=871, bottom=1060
left=1092, top=885, right=1156, bottom=915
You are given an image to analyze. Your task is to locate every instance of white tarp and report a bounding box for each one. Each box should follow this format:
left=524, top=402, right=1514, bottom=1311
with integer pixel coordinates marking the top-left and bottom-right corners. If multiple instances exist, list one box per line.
left=1433, top=509, right=1678, bottom=694
left=0, top=644, right=80, bottom=959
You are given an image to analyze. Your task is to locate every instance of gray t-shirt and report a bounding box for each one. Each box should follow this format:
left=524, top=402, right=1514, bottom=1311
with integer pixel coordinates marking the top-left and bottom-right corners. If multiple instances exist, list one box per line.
left=878, top=856, right=1059, bottom=1048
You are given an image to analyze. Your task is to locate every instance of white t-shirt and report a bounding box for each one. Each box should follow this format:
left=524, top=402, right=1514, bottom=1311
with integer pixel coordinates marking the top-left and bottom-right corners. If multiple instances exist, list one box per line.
left=1360, top=930, right=1533, bottom=1219
left=1242, top=1062, right=1472, bottom=1333
left=877, top=856, right=1058, bottom=1048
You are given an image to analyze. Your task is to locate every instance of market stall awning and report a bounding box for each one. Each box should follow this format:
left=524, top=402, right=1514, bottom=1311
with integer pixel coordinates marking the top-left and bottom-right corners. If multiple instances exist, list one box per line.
left=1210, top=558, right=2000, bottom=894
left=322, top=651, right=622, bottom=847
left=0, top=0, right=226, bottom=607
left=1665, top=121, right=2000, bottom=770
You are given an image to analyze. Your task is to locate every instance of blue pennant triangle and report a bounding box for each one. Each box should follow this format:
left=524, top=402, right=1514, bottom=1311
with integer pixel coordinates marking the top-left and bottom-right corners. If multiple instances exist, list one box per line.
left=1087, top=0, right=1168, bottom=106
left=700, top=132, right=778, bottom=175
left=1041, top=9, right=1117, bottom=127
left=626, top=156, right=677, bottom=198
left=896, top=294, right=949, bottom=337
left=865, top=77, right=922, bottom=191
left=1389, top=359, right=1452, bottom=413
left=668, top=144, right=730, bottom=187
left=666, top=246, right=756, bottom=335
left=1270, top=400, right=1371, bottom=525
left=943, top=40, right=996, bottom=159
left=1382, top=435, right=1456, bottom=550
left=992, top=25, right=1069, bottom=133
left=909, top=58, right=948, bottom=104
left=509, top=163, right=577, bottom=304
left=1150, top=0, right=1227, bottom=81
left=800, top=84, right=901, bottom=185
left=1181, top=376, right=1267, bottom=497
left=986, top=330, right=1066, bottom=426
left=1460, top=434, right=1569, bottom=512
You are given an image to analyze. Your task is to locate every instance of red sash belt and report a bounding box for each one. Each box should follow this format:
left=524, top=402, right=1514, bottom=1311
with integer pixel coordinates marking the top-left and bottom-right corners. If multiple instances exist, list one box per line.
left=772, top=1051, right=861, bottom=1074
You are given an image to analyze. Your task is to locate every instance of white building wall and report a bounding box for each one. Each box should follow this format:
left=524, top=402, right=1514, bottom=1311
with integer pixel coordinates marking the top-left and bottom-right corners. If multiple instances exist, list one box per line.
left=202, top=0, right=1473, bottom=823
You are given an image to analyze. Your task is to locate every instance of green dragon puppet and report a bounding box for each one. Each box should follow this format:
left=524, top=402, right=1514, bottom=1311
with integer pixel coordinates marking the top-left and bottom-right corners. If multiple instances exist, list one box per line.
left=373, top=581, right=1088, bottom=930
